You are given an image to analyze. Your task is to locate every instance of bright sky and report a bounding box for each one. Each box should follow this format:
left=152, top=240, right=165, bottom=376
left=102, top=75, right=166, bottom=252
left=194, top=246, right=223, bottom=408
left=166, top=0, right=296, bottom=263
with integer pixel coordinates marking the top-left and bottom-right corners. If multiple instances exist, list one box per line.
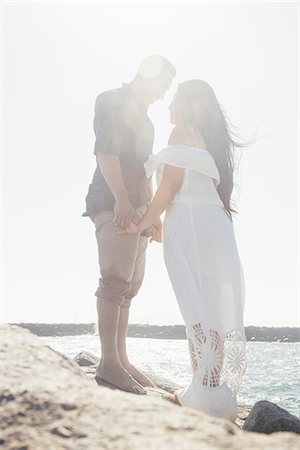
left=2, top=1, right=299, bottom=326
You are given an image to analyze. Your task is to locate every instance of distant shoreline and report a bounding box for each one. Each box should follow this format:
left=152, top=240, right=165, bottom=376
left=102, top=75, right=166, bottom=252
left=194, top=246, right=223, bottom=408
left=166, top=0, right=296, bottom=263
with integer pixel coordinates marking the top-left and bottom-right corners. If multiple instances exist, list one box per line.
left=10, top=323, right=300, bottom=342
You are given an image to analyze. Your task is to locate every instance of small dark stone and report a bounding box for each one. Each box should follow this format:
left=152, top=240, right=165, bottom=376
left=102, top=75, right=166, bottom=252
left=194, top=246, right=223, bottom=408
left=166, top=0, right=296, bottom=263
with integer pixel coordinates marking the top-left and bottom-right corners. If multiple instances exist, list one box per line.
left=51, top=426, right=73, bottom=438
left=225, top=426, right=235, bottom=435
left=51, top=425, right=86, bottom=439
left=60, top=402, right=77, bottom=411
left=73, top=352, right=99, bottom=366
left=0, top=392, right=15, bottom=404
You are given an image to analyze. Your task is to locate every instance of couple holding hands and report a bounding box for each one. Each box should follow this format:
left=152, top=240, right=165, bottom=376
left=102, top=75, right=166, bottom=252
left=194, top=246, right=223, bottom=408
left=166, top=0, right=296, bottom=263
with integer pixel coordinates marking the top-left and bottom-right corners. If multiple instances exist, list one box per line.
left=83, top=55, right=246, bottom=422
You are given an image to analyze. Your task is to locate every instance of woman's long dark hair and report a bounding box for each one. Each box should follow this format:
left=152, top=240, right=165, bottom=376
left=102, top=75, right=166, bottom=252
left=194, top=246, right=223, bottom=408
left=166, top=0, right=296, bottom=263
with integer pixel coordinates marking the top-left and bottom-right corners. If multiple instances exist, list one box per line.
left=177, top=80, right=245, bottom=220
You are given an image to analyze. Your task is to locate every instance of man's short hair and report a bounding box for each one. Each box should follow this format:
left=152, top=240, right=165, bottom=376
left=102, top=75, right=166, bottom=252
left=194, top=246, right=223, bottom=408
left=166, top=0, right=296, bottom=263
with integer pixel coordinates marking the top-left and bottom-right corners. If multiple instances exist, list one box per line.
left=137, top=55, right=176, bottom=80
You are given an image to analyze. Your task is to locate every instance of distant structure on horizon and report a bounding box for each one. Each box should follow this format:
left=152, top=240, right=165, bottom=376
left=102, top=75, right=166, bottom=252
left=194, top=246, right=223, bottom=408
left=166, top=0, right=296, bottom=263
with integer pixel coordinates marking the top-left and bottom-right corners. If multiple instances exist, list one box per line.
left=10, top=323, right=300, bottom=342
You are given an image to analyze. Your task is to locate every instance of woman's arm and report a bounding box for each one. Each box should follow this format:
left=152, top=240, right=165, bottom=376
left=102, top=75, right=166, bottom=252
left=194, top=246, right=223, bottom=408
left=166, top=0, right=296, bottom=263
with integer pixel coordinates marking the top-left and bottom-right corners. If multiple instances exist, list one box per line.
left=120, top=164, right=184, bottom=235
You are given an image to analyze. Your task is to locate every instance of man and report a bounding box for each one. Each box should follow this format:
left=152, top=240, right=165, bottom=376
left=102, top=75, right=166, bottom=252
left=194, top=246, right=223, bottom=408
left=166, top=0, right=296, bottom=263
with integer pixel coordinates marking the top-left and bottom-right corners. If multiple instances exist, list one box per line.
left=83, top=55, right=175, bottom=393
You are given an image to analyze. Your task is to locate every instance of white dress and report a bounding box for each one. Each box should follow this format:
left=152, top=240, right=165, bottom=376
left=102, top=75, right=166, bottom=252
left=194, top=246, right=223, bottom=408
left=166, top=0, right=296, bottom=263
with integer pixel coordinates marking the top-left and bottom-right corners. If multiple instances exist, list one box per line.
left=144, top=145, right=246, bottom=421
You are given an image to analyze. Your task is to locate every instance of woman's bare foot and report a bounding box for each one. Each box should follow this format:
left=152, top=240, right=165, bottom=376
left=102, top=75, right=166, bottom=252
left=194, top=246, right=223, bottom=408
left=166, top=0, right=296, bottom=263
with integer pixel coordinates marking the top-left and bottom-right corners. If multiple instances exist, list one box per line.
left=95, top=362, right=146, bottom=394
left=162, top=393, right=181, bottom=405
left=121, top=362, right=155, bottom=387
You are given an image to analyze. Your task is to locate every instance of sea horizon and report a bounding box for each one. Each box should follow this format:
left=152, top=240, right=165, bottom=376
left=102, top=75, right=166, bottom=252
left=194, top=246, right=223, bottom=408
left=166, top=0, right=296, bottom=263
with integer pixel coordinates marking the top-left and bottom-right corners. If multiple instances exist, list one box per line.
left=8, top=322, right=300, bottom=342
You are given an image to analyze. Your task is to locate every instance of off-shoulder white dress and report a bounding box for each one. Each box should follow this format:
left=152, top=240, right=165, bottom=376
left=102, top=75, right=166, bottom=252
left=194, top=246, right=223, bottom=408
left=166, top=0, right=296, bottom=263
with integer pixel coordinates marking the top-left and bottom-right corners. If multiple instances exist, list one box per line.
left=144, top=145, right=246, bottom=421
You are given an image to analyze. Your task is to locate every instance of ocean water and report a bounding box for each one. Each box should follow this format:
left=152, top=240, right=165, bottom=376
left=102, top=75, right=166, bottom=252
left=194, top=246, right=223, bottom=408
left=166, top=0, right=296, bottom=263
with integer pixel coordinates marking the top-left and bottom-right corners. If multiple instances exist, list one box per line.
left=41, top=335, right=300, bottom=416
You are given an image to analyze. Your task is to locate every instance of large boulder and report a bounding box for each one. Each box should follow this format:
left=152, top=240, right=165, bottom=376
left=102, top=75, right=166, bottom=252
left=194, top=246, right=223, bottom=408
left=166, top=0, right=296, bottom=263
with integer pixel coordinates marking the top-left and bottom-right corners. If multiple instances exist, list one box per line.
left=1, top=325, right=299, bottom=450
left=73, top=351, right=252, bottom=427
left=243, top=401, right=300, bottom=434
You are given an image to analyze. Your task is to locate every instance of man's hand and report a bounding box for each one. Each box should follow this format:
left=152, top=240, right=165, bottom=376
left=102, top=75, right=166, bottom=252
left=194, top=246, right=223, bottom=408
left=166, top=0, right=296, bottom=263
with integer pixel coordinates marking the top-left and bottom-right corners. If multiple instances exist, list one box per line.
left=113, top=194, right=134, bottom=228
left=97, top=154, right=134, bottom=228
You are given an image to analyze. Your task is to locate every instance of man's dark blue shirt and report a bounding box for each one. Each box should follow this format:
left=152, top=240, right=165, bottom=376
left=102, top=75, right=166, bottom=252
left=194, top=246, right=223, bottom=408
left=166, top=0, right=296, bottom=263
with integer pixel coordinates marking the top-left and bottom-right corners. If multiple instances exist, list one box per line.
left=83, top=83, right=154, bottom=217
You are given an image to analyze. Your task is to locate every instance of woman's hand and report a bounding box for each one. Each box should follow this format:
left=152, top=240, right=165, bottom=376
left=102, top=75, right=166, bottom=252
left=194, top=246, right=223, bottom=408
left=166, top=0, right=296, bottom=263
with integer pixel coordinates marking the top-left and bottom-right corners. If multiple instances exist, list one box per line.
left=150, top=218, right=162, bottom=243
left=150, top=226, right=162, bottom=243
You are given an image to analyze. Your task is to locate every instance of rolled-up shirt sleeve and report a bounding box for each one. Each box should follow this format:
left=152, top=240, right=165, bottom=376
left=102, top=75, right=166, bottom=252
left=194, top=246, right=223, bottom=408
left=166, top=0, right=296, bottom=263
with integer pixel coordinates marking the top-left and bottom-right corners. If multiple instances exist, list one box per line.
left=93, top=94, right=127, bottom=156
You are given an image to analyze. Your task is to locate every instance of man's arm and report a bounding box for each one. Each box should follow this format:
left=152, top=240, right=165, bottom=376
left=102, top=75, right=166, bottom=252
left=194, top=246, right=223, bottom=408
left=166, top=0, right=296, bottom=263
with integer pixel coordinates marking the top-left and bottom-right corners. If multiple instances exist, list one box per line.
left=97, top=153, right=134, bottom=228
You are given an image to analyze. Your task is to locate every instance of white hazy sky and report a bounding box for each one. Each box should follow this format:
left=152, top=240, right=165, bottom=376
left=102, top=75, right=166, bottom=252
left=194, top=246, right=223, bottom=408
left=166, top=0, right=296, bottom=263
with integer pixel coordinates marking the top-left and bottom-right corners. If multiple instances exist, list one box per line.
left=2, top=1, right=299, bottom=326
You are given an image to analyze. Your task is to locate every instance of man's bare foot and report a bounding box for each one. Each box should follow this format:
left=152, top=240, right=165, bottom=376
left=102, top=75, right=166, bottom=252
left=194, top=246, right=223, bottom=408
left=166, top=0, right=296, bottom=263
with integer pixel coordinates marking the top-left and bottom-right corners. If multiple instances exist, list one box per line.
left=95, top=362, right=146, bottom=394
left=121, top=362, right=155, bottom=387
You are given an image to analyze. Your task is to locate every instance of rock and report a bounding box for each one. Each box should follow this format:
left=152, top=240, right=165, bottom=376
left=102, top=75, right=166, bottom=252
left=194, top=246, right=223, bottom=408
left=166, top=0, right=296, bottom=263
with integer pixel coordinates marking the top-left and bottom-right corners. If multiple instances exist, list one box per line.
left=73, top=351, right=99, bottom=366
left=243, top=401, right=300, bottom=434
left=73, top=351, right=252, bottom=426
left=1, top=326, right=300, bottom=450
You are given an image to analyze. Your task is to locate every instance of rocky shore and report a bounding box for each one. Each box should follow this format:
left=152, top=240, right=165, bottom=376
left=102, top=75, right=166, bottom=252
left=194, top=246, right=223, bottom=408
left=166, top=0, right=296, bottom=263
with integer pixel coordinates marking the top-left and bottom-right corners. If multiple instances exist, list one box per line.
left=11, top=322, right=300, bottom=341
left=1, top=325, right=300, bottom=449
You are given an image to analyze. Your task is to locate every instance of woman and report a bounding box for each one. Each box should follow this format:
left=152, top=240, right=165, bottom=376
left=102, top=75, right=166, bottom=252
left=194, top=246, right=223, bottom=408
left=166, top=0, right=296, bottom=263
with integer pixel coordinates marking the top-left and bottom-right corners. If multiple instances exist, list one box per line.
left=120, top=80, right=246, bottom=421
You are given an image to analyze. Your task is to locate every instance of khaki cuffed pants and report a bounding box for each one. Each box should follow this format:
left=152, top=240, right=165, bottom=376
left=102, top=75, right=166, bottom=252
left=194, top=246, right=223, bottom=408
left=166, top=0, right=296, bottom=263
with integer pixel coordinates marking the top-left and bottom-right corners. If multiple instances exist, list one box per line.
left=91, top=207, right=148, bottom=308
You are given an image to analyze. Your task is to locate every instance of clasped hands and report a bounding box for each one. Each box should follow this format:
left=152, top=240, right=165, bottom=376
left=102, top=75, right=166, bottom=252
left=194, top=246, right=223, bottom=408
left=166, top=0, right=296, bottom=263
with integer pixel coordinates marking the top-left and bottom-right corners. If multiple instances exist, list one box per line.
left=116, top=217, right=162, bottom=243
left=113, top=197, right=162, bottom=243
left=118, top=220, right=162, bottom=243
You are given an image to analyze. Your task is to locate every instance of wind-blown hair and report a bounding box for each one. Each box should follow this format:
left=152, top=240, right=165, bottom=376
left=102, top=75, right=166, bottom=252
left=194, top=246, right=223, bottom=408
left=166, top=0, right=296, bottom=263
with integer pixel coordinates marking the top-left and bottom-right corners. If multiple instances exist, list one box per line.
left=177, top=80, right=245, bottom=220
